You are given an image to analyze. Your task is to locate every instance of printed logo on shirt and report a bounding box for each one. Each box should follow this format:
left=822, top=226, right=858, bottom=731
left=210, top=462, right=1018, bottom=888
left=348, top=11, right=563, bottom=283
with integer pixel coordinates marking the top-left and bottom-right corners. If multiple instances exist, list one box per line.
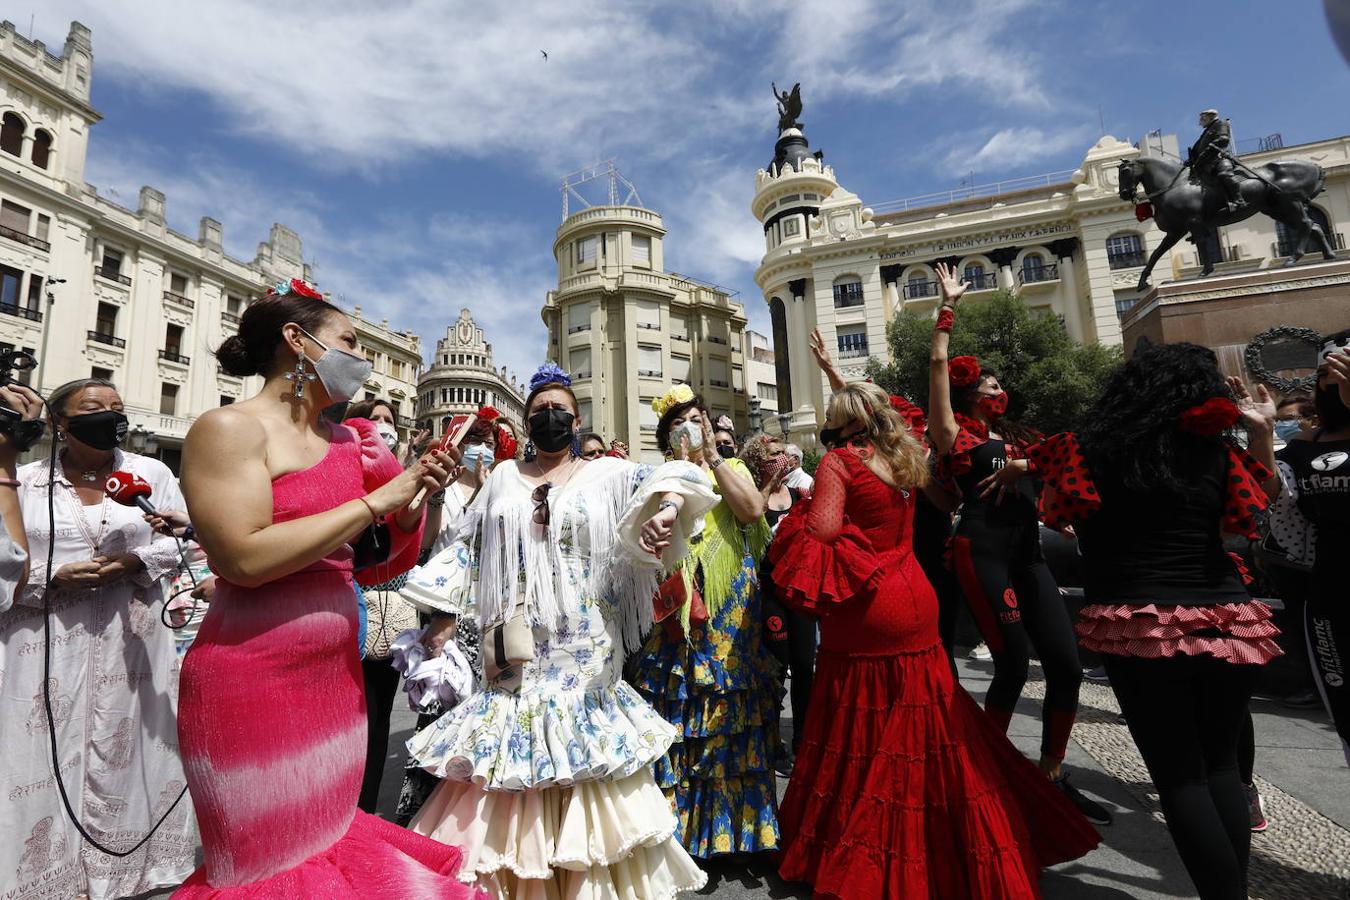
left=1002, top=587, right=1019, bottom=609
left=1311, top=451, right=1349, bottom=473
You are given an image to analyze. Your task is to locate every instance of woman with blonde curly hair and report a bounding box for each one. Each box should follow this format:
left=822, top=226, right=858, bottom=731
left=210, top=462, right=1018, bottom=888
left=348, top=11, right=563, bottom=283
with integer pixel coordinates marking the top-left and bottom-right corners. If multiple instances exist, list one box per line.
left=769, top=381, right=1100, bottom=899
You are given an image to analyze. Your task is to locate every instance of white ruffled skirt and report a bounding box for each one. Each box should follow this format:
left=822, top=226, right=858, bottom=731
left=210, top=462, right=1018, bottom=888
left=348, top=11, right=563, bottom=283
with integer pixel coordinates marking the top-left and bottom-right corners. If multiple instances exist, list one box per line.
left=410, top=767, right=706, bottom=899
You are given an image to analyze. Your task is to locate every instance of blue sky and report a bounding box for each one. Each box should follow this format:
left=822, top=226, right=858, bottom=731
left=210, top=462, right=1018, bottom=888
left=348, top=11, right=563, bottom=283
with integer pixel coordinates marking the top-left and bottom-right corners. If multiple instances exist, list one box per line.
left=30, top=0, right=1350, bottom=382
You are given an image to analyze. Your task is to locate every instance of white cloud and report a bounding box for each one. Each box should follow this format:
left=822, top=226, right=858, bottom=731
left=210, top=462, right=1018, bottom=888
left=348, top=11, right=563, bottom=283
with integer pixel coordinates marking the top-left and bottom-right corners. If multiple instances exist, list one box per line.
left=940, top=124, right=1095, bottom=175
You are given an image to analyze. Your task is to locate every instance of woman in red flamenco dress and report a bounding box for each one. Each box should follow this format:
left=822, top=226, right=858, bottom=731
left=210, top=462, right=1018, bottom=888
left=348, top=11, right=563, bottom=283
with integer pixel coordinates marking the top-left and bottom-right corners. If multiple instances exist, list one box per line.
left=175, top=282, right=482, bottom=898
left=770, top=382, right=1100, bottom=900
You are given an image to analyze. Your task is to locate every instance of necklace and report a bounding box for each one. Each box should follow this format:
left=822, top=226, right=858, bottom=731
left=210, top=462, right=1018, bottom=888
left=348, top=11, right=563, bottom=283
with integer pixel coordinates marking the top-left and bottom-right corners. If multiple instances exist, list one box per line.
left=62, top=452, right=112, bottom=485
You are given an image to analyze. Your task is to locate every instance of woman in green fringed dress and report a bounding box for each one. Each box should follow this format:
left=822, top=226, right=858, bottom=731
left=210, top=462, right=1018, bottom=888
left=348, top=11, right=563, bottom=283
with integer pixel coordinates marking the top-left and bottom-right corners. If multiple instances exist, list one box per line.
left=634, top=385, right=783, bottom=859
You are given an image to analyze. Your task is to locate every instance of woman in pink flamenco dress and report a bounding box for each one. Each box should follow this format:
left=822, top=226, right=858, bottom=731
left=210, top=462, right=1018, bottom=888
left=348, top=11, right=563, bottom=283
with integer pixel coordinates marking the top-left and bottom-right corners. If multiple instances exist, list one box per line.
left=174, top=280, right=483, bottom=898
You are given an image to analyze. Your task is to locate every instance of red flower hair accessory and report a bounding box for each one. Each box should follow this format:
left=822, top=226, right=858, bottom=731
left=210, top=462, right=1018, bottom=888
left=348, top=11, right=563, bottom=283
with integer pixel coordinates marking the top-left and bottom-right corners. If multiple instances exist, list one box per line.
left=266, top=278, right=325, bottom=301
left=476, top=406, right=502, bottom=422
left=1178, top=397, right=1239, bottom=435
left=495, top=424, right=518, bottom=460
left=948, top=356, right=982, bottom=388
left=889, top=394, right=928, bottom=439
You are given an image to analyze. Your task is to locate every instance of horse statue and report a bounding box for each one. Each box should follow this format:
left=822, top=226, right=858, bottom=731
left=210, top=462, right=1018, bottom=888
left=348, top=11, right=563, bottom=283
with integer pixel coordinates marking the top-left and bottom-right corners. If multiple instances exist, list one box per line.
left=1117, top=155, right=1334, bottom=291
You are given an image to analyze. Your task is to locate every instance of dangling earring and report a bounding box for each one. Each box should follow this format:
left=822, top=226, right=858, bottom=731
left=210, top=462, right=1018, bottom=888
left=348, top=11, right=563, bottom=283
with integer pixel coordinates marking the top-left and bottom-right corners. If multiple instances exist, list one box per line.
left=523, top=439, right=537, bottom=462
left=284, top=352, right=316, bottom=400
left=569, top=433, right=582, bottom=458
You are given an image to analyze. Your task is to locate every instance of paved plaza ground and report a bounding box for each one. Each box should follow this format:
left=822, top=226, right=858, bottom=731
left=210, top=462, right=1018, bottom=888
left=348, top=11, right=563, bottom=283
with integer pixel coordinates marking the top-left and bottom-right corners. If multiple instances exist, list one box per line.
left=375, top=657, right=1350, bottom=899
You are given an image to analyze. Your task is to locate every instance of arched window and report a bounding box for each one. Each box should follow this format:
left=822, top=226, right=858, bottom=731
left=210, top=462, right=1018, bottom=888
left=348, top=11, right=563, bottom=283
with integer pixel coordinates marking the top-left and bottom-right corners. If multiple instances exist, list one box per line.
left=963, top=263, right=989, bottom=290
left=1019, top=252, right=1050, bottom=284
left=1106, top=233, right=1145, bottom=270
left=1275, top=206, right=1334, bottom=257
left=31, top=129, right=52, bottom=169
left=769, top=297, right=793, bottom=411
left=904, top=270, right=935, bottom=300
left=0, top=113, right=23, bottom=157
left=832, top=275, right=864, bottom=308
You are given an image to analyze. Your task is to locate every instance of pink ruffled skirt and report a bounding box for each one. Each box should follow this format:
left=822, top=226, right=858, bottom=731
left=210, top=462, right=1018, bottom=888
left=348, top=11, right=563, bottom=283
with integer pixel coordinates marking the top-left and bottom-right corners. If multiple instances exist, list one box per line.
left=1075, top=600, right=1283, bottom=665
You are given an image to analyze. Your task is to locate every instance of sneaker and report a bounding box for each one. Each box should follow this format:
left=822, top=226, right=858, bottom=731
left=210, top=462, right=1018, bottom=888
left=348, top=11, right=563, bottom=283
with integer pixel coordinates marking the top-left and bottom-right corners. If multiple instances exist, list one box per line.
left=968, top=642, right=992, bottom=661
left=1054, top=773, right=1113, bottom=826
left=1247, top=783, right=1268, bottom=833
left=1083, top=665, right=1109, bottom=683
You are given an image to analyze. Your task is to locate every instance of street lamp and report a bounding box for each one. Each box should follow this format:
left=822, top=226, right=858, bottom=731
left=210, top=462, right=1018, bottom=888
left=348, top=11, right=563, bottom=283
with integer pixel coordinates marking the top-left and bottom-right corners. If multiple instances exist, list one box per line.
left=776, top=412, right=792, bottom=439
left=748, top=397, right=763, bottom=434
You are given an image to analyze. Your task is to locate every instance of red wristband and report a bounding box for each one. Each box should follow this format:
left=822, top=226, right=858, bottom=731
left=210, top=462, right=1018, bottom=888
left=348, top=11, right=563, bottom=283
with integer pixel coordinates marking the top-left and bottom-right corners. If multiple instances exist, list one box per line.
left=935, top=307, right=955, bottom=332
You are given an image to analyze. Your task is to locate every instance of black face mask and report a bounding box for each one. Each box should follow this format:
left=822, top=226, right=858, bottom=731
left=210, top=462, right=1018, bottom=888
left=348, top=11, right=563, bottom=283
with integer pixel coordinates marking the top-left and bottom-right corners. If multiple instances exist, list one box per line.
left=1315, top=383, right=1350, bottom=430
left=528, top=408, right=576, bottom=453
left=64, top=410, right=129, bottom=451
left=716, top=444, right=736, bottom=459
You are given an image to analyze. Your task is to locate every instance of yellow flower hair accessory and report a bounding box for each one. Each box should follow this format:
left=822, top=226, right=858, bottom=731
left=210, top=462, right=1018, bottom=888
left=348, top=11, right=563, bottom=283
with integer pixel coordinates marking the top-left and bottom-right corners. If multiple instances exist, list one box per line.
left=652, top=384, right=695, bottom=418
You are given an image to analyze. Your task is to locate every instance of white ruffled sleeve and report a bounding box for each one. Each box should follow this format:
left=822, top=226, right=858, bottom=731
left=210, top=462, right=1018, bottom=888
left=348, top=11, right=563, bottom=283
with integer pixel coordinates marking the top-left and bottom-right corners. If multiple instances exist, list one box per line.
left=399, top=539, right=475, bottom=616
left=615, top=460, right=718, bottom=570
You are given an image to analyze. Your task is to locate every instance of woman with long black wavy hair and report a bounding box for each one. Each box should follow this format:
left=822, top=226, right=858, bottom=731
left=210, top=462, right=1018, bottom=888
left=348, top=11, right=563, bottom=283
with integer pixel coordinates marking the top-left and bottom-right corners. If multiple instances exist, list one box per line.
left=927, top=262, right=1109, bottom=825
left=1026, top=341, right=1282, bottom=900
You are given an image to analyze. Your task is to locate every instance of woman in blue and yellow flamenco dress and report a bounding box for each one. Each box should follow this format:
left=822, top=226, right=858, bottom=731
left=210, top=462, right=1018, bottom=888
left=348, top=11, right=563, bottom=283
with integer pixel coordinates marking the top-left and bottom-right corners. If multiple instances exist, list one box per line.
left=633, top=385, right=782, bottom=859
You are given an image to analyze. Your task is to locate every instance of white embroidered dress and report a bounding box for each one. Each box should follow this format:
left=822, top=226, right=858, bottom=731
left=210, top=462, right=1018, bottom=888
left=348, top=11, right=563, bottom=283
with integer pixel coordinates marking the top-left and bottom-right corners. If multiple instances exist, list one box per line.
left=408, top=457, right=717, bottom=899
left=0, top=451, right=197, bottom=900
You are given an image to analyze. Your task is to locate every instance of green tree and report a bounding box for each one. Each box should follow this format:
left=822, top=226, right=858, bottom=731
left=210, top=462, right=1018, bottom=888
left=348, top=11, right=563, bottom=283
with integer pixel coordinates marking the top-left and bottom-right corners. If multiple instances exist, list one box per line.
left=865, top=290, right=1122, bottom=435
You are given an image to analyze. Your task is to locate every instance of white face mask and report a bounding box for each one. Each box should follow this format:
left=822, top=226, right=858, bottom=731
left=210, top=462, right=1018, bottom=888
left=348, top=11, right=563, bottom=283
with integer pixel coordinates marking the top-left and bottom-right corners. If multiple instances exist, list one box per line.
left=376, top=422, right=399, bottom=452
left=299, top=327, right=373, bottom=404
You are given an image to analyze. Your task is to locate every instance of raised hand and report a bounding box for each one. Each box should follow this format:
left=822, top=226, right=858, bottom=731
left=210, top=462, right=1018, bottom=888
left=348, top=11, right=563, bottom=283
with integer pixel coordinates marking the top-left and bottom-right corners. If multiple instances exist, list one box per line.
left=1227, top=376, right=1275, bottom=433
left=808, top=328, right=833, bottom=371
left=934, top=261, right=969, bottom=306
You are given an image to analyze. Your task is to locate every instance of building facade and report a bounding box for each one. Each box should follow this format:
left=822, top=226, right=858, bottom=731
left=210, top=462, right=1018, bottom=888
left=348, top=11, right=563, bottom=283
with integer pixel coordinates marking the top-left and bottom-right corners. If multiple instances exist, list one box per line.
left=541, top=203, right=750, bottom=461
left=0, top=20, right=422, bottom=470
left=742, top=329, right=779, bottom=429
left=752, top=123, right=1350, bottom=442
left=416, top=307, right=525, bottom=438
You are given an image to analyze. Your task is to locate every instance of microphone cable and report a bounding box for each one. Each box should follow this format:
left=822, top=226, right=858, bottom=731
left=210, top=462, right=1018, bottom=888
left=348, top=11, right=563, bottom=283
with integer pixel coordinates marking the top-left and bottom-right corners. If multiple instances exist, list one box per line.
left=35, top=396, right=192, bottom=856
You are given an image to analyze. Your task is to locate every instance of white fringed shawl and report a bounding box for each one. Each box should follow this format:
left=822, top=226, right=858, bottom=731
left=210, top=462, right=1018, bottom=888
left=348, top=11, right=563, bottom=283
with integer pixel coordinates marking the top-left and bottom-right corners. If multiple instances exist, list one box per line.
left=469, top=457, right=717, bottom=653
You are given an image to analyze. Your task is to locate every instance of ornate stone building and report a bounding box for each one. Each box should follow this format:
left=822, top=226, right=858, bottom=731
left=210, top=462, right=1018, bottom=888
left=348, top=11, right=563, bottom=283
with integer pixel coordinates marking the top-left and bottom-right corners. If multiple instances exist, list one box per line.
left=0, top=20, right=423, bottom=470
left=541, top=199, right=750, bottom=461
left=416, top=308, right=525, bottom=437
left=752, top=122, right=1349, bottom=443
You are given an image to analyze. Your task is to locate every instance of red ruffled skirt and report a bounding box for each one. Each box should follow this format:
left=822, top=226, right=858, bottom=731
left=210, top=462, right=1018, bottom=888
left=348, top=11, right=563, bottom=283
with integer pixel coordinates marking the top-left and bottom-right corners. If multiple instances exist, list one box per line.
left=1075, top=600, right=1283, bottom=665
left=778, top=642, right=1100, bottom=900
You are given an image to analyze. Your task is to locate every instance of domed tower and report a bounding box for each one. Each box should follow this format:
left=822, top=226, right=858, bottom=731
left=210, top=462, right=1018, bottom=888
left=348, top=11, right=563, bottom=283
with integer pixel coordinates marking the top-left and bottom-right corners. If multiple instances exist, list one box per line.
left=542, top=163, right=750, bottom=460
left=750, top=87, right=841, bottom=442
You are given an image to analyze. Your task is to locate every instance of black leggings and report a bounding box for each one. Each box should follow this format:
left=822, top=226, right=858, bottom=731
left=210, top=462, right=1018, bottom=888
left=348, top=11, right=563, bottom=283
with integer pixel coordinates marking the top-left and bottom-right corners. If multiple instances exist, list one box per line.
left=1306, top=581, right=1350, bottom=765
left=762, top=583, right=817, bottom=752
left=951, top=511, right=1080, bottom=759
left=1104, top=653, right=1257, bottom=900
left=358, top=657, right=402, bottom=813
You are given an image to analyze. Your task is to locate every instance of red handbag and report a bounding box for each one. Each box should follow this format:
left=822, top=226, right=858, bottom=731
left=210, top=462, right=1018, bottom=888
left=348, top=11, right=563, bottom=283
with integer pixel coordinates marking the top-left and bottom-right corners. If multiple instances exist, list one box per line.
left=653, top=570, right=708, bottom=641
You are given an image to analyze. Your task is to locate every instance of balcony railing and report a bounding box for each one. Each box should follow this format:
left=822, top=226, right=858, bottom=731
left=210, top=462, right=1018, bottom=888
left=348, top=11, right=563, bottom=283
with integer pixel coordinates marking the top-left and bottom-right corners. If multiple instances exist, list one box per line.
left=637, top=322, right=659, bottom=330
left=709, top=379, right=730, bottom=388
left=638, top=369, right=663, bottom=378
left=832, top=284, right=865, bottom=308
left=903, top=280, right=937, bottom=299
left=221, top=311, right=241, bottom=325
left=567, top=323, right=591, bottom=334
left=1108, top=250, right=1147, bottom=270
left=159, top=349, right=190, bottom=365
left=572, top=370, right=592, bottom=379
left=1017, top=263, right=1059, bottom=285
left=0, top=223, right=50, bottom=252
left=163, top=290, right=195, bottom=309
left=838, top=346, right=870, bottom=359
left=707, top=335, right=728, bottom=345
left=0, top=302, right=42, bottom=322
left=88, top=330, right=126, bottom=348
left=1273, top=231, right=1346, bottom=258
left=671, top=333, right=690, bottom=342
left=964, top=272, right=998, bottom=291
left=95, top=265, right=132, bottom=286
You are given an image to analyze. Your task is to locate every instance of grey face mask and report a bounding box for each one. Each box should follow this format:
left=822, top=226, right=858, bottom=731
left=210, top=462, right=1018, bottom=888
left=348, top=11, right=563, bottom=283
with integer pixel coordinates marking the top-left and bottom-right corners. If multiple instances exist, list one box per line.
left=300, top=328, right=373, bottom=404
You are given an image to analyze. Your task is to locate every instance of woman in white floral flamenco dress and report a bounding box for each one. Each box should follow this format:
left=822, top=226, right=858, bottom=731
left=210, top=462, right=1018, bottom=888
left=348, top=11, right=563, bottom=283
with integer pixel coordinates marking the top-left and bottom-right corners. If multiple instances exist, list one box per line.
left=408, top=365, right=718, bottom=899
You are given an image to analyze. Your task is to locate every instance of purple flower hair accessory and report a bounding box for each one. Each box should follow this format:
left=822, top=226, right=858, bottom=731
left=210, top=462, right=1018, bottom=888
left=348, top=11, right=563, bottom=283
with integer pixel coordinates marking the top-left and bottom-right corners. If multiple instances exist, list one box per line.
left=529, top=362, right=572, bottom=391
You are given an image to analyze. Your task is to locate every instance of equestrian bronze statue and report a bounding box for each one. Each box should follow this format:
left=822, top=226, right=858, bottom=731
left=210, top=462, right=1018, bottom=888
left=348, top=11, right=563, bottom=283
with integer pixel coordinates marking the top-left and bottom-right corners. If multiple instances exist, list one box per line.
left=1118, top=112, right=1334, bottom=291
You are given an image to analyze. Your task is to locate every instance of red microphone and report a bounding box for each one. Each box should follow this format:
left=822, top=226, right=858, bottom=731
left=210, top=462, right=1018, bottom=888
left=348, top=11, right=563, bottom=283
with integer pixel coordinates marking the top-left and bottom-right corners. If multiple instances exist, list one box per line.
left=106, top=471, right=173, bottom=534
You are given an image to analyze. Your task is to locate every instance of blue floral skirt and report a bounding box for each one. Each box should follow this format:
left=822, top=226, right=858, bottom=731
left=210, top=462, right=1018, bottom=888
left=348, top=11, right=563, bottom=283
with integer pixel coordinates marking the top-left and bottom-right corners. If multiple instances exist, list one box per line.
left=634, top=554, right=783, bottom=858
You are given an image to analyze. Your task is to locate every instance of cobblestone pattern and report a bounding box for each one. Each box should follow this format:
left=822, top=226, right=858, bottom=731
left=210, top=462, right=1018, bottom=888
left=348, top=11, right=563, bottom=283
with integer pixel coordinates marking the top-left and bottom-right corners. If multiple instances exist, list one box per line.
left=1022, top=666, right=1350, bottom=899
